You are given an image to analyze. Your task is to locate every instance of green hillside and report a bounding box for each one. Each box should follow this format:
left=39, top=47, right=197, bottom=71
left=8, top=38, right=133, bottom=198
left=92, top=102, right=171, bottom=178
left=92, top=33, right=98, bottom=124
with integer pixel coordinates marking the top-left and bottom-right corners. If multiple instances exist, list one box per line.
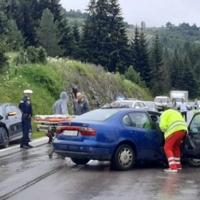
left=0, top=57, right=151, bottom=115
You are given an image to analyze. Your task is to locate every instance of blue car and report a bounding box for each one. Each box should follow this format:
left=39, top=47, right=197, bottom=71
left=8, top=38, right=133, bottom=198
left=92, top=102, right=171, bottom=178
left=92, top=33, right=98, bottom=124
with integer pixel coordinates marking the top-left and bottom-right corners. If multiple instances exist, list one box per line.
left=53, top=108, right=200, bottom=170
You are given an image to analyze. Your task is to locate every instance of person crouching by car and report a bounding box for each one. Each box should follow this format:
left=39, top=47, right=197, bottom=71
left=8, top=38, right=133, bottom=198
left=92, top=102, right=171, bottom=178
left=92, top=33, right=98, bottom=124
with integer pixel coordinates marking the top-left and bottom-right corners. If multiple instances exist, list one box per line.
left=19, top=89, right=33, bottom=149
left=159, top=108, right=187, bottom=173
left=73, top=92, right=89, bottom=115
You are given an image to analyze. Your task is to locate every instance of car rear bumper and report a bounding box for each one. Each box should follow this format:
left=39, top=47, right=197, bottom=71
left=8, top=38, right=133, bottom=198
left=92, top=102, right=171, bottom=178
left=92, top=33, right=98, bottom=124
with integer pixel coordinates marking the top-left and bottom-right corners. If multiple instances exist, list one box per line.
left=53, top=139, right=113, bottom=160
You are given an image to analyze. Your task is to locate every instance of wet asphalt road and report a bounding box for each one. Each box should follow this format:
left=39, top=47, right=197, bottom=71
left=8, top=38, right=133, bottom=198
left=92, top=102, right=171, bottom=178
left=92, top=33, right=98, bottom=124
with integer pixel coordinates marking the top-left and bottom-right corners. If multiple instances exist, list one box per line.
left=0, top=144, right=200, bottom=200
left=0, top=106, right=198, bottom=200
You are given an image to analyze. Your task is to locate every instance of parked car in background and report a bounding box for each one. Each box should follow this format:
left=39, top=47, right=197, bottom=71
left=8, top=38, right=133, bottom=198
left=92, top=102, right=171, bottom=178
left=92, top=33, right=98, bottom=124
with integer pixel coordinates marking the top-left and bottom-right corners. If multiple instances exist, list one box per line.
left=53, top=108, right=200, bottom=170
left=194, top=100, right=200, bottom=110
left=154, top=96, right=171, bottom=111
left=0, top=103, right=22, bottom=148
left=103, top=99, right=148, bottom=110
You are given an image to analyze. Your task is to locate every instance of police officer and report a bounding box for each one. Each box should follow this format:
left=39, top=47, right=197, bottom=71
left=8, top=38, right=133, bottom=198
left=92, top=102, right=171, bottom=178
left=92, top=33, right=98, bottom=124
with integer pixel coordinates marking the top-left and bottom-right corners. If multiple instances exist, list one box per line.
left=19, top=89, right=33, bottom=149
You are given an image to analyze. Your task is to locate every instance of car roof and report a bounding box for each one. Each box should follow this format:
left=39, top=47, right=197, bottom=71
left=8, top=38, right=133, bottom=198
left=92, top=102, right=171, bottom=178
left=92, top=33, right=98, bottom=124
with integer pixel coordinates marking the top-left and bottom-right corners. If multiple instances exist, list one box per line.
left=115, top=100, right=144, bottom=103
left=154, top=96, right=169, bottom=99
left=101, top=107, right=156, bottom=113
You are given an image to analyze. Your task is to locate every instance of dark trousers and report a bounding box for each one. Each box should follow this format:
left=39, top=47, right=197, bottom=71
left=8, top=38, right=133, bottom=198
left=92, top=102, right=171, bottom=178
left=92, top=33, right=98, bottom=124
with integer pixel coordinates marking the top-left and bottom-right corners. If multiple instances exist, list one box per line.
left=21, top=118, right=31, bottom=146
left=181, top=112, right=187, bottom=122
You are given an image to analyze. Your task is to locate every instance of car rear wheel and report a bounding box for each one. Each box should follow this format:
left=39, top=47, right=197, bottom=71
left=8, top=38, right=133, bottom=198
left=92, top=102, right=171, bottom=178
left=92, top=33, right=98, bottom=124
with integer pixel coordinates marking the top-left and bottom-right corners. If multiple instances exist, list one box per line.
left=0, top=127, right=9, bottom=148
left=188, top=158, right=200, bottom=167
left=71, top=158, right=90, bottom=165
left=112, top=144, right=136, bottom=171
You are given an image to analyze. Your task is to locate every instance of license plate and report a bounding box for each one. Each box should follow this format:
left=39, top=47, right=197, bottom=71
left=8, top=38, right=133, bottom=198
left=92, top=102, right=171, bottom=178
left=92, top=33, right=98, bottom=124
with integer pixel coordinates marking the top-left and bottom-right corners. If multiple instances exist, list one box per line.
left=62, top=130, right=78, bottom=136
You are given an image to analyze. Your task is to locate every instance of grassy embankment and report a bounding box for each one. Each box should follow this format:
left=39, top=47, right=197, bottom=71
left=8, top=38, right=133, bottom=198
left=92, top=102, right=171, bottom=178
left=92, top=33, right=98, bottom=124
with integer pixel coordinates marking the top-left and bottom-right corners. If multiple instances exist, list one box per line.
left=0, top=54, right=152, bottom=138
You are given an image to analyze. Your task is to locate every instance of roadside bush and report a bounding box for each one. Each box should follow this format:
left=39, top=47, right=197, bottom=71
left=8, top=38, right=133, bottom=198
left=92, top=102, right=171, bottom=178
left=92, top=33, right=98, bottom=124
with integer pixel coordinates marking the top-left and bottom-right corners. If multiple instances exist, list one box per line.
left=15, top=46, right=47, bottom=65
left=125, top=66, right=146, bottom=87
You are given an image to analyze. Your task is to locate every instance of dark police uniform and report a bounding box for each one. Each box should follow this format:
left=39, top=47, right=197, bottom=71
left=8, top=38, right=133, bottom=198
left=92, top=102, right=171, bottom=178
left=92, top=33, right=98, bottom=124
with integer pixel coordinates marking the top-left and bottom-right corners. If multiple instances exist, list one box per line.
left=19, top=96, right=33, bottom=148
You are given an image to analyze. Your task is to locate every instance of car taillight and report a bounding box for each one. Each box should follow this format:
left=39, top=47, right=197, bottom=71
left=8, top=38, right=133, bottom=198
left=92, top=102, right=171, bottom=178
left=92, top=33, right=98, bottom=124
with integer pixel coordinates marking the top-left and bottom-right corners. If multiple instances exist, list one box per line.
left=56, top=126, right=79, bottom=134
left=79, top=127, right=96, bottom=136
left=56, top=126, right=96, bottom=136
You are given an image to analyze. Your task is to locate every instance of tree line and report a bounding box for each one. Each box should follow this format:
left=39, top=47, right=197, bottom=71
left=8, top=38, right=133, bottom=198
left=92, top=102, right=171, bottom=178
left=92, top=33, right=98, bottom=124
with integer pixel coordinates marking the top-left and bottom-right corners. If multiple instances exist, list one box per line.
left=0, top=0, right=200, bottom=98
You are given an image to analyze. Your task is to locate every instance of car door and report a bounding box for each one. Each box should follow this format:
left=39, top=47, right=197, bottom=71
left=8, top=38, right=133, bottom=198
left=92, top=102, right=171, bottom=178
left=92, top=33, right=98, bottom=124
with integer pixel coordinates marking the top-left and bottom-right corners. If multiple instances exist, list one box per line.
left=184, top=112, right=200, bottom=157
left=123, top=111, right=164, bottom=160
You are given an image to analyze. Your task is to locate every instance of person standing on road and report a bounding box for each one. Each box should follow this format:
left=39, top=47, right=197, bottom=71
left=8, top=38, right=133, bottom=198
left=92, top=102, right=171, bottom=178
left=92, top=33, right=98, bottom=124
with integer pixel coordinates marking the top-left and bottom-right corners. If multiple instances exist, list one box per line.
left=47, top=91, right=69, bottom=144
left=52, top=91, right=69, bottom=115
left=19, top=89, right=33, bottom=149
left=159, top=108, right=187, bottom=173
left=73, top=92, right=89, bottom=115
left=179, top=98, right=187, bottom=121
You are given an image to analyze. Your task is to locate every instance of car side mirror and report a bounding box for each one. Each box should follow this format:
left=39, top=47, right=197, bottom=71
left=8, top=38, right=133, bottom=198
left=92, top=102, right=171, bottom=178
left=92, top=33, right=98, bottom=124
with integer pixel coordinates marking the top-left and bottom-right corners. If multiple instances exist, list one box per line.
left=0, top=115, right=3, bottom=120
left=7, top=112, right=17, bottom=117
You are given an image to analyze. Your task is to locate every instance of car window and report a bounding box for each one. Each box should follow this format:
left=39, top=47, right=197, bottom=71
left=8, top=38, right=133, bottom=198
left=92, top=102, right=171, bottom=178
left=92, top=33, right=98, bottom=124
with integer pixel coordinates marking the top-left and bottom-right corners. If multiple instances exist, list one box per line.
left=5, top=105, right=21, bottom=118
left=189, top=114, right=200, bottom=133
left=134, top=102, right=140, bottom=108
left=139, top=102, right=146, bottom=108
left=5, top=105, right=13, bottom=114
left=122, top=115, right=132, bottom=126
left=128, top=112, right=152, bottom=129
left=76, top=109, right=119, bottom=121
left=12, top=106, right=22, bottom=116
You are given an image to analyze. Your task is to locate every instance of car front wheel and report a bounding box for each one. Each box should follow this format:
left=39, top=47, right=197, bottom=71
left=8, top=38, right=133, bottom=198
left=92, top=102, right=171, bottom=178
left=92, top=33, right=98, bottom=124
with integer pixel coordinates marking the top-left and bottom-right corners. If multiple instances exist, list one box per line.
left=188, top=158, right=200, bottom=167
left=0, top=127, right=9, bottom=148
left=112, top=144, right=136, bottom=170
left=71, top=158, right=90, bottom=165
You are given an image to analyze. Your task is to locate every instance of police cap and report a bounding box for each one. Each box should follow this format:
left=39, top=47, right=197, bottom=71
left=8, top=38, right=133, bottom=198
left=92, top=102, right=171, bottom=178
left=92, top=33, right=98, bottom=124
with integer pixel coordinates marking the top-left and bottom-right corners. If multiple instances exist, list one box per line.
left=23, top=89, right=33, bottom=94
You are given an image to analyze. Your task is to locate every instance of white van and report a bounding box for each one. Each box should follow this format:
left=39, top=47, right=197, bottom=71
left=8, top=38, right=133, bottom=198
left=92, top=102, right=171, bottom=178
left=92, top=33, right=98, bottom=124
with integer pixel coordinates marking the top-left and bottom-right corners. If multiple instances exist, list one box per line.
left=154, top=96, right=171, bottom=111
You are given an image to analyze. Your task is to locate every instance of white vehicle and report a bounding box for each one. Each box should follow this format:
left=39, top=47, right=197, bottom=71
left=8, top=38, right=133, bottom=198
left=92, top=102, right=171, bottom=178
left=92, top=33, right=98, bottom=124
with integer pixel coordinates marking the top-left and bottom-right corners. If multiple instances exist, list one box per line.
left=103, top=99, right=148, bottom=110
left=170, top=90, right=189, bottom=108
left=154, top=96, right=171, bottom=111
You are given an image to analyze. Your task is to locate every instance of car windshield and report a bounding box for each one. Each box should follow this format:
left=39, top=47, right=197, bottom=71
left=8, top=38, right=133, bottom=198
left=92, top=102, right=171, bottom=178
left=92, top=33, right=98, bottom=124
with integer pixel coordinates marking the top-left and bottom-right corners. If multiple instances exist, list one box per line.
left=75, top=109, right=119, bottom=121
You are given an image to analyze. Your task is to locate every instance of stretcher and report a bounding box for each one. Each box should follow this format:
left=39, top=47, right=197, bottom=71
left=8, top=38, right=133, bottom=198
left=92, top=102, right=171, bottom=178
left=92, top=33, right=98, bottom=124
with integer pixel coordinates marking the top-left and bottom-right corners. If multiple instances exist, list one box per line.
left=34, top=114, right=75, bottom=132
left=34, top=115, right=75, bottom=159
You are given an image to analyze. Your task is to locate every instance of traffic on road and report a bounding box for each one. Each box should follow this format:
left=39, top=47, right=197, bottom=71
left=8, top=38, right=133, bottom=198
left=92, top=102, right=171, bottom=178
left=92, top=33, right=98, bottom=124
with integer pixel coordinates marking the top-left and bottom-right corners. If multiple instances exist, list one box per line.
left=1, top=92, right=200, bottom=200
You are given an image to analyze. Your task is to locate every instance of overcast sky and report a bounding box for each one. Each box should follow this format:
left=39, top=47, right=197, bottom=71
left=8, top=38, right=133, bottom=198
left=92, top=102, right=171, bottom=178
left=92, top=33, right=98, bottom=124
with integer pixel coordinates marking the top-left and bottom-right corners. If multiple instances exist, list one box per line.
left=60, top=0, right=200, bottom=27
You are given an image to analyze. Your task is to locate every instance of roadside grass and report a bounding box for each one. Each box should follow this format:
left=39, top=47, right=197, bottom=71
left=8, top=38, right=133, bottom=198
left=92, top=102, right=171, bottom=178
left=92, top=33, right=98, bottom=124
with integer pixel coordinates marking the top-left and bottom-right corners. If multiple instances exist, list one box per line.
left=32, top=131, right=46, bottom=139
left=0, top=54, right=152, bottom=116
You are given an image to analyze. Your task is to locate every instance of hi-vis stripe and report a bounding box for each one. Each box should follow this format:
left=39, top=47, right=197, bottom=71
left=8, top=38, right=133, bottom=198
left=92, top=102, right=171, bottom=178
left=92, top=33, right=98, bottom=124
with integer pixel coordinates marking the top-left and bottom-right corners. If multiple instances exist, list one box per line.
left=166, top=120, right=187, bottom=133
left=168, top=157, right=180, bottom=165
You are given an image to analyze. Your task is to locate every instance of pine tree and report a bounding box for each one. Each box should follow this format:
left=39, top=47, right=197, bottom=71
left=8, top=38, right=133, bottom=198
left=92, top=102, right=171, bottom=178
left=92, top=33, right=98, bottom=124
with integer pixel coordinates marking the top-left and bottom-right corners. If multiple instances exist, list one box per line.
left=139, top=31, right=151, bottom=86
left=81, top=0, right=98, bottom=62
left=131, top=27, right=140, bottom=72
left=6, top=19, right=24, bottom=50
left=59, top=18, right=73, bottom=57
left=150, top=34, right=165, bottom=94
left=37, top=8, right=62, bottom=57
left=181, top=56, right=198, bottom=98
left=107, top=0, right=130, bottom=72
left=18, top=0, right=38, bottom=46
left=131, top=27, right=150, bottom=86
left=0, top=11, right=8, bottom=35
left=71, top=22, right=81, bottom=59
left=37, top=0, right=63, bottom=23
left=81, top=0, right=130, bottom=72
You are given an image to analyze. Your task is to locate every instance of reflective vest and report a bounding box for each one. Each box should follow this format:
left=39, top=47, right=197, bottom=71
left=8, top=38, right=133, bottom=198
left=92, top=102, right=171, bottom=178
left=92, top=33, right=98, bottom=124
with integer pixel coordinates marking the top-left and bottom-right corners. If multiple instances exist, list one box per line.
left=159, top=109, right=188, bottom=139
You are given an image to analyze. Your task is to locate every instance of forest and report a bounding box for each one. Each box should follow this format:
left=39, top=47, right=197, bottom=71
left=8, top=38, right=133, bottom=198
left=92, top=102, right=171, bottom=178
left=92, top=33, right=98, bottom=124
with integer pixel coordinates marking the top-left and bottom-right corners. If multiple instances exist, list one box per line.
left=0, top=0, right=200, bottom=98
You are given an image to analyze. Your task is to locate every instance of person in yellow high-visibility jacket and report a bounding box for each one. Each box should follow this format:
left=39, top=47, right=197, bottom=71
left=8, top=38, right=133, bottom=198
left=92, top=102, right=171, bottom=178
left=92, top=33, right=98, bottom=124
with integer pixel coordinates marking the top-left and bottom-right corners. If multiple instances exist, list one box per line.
left=159, top=109, right=187, bottom=173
